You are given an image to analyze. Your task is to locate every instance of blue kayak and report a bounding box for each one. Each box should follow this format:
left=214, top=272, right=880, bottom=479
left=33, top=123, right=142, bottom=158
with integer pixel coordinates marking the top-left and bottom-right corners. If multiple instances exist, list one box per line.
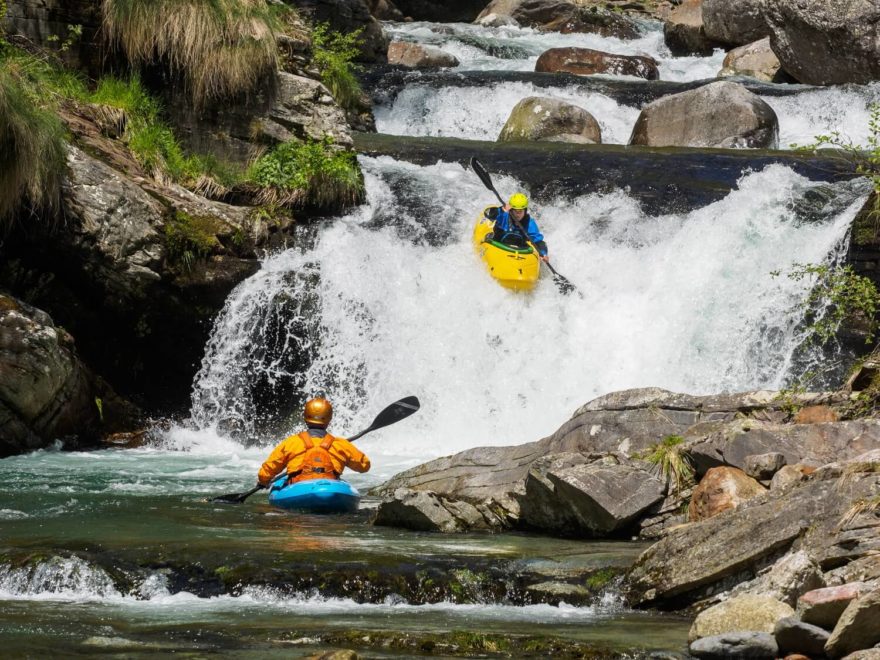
left=267, top=476, right=361, bottom=513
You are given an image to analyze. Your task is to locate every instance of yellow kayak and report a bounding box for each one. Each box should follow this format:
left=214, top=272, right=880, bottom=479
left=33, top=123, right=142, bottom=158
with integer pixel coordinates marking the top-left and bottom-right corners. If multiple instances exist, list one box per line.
left=472, top=209, right=541, bottom=292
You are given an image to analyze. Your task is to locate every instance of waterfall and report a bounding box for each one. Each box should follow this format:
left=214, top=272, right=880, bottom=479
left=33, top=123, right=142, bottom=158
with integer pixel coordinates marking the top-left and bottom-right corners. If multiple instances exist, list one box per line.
left=191, top=156, right=869, bottom=462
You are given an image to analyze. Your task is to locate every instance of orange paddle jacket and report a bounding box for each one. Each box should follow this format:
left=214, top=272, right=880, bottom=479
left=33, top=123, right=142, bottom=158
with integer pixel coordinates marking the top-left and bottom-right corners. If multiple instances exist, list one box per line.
left=258, top=429, right=370, bottom=486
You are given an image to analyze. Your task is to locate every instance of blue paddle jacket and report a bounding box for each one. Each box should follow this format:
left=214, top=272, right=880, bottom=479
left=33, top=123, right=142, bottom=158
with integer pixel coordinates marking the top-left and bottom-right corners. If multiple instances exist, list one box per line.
left=484, top=207, right=548, bottom=256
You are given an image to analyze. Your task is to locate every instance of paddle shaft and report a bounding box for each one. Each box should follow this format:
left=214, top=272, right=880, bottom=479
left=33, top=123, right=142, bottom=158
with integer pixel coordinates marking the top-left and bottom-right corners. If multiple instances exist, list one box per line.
left=470, top=158, right=577, bottom=292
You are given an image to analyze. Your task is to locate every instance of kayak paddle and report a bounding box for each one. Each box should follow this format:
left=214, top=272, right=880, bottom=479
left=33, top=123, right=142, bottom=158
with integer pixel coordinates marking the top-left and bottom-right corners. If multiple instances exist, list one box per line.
left=470, top=157, right=579, bottom=296
left=209, top=395, right=421, bottom=504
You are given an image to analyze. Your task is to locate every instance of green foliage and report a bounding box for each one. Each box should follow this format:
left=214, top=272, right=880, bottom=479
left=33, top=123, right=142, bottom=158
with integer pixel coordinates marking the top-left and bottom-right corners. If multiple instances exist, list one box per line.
left=798, top=103, right=880, bottom=194
left=91, top=75, right=244, bottom=188
left=46, top=24, right=83, bottom=53
left=164, top=210, right=221, bottom=272
left=310, top=23, right=363, bottom=111
left=94, top=397, right=104, bottom=423
left=774, top=263, right=880, bottom=345
left=639, top=435, right=695, bottom=493
left=248, top=137, right=364, bottom=209
left=584, top=567, right=617, bottom=590
left=0, top=57, right=69, bottom=224
left=103, top=0, right=278, bottom=105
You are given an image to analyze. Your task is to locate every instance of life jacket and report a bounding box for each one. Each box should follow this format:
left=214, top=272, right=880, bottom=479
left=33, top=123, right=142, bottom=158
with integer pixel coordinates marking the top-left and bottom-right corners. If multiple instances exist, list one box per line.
left=288, top=430, right=340, bottom=483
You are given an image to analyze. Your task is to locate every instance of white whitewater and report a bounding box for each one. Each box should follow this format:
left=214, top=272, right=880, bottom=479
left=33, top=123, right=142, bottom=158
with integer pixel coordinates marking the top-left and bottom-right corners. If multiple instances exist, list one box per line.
left=190, top=157, right=868, bottom=470
left=375, top=78, right=880, bottom=147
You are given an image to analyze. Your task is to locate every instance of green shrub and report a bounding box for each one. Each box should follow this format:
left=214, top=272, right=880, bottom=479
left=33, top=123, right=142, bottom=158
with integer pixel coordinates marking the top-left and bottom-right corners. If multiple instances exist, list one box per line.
left=164, top=210, right=221, bottom=271
left=310, top=23, right=363, bottom=111
left=774, top=263, right=880, bottom=346
left=102, top=0, right=278, bottom=105
left=248, top=137, right=363, bottom=209
left=0, top=62, right=68, bottom=224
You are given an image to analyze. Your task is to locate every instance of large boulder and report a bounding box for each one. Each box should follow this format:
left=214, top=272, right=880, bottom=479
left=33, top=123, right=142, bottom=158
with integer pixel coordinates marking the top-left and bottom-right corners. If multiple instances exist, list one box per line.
left=534, top=47, right=659, bottom=80
left=719, top=38, right=787, bottom=83
left=0, top=293, right=138, bottom=457
left=825, top=588, right=880, bottom=657
left=498, top=96, right=602, bottom=144
left=663, top=0, right=721, bottom=56
left=763, top=0, right=880, bottom=85
left=701, top=0, right=769, bottom=47
left=477, top=0, right=641, bottom=39
left=623, top=454, right=880, bottom=608
left=798, top=583, right=870, bottom=630
left=387, top=42, right=459, bottom=68
left=687, top=417, right=880, bottom=477
left=628, top=81, right=779, bottom=149
left=519, top=453, right=665, bottom=535
left=688, top=466, right=766, bottom=522
left=373, top=388, right=808, bottom=531
left=688, top=594, right=794, bottom=642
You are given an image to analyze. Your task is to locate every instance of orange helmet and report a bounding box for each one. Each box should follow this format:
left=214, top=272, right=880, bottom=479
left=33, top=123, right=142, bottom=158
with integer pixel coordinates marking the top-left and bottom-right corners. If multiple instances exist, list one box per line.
left=304, top=397, right=332, bottom=427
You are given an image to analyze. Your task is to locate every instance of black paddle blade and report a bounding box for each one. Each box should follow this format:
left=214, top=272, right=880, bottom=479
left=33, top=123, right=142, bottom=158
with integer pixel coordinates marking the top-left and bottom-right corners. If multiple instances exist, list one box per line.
left=369, top=396, right=420, bottom=430
left=553, top=273, right=576, bottom=295
left=209, top=484, right=264, bottom=504
left=470, top=157, right=492, bottom=189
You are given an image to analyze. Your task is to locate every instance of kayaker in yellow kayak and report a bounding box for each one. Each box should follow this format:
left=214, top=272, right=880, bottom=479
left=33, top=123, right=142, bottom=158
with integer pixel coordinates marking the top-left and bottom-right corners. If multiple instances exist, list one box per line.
left=257, top=397, right=371, bottom=487
left=483, top=193, right=550, bottom=263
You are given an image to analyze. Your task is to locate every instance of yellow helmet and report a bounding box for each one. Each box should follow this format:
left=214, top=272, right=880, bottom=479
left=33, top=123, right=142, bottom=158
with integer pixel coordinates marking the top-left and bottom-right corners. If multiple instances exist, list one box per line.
left=509, top=193, right=528, bottom=210
left=304, top=397, right=333, bottom=427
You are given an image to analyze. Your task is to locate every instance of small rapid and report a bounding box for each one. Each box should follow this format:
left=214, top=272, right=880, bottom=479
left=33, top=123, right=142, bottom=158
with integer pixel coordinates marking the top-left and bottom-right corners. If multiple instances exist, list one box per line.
left=384, top=20, right=725, bottom=80
left=374, top=77, right=880, bottom=147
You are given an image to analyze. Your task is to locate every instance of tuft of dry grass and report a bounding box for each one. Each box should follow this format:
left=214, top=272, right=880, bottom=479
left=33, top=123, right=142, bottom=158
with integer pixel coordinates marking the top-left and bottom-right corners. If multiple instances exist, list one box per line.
left=0, top=65, right=68, bottom=224
left=102, top=0, right=278, bottom=105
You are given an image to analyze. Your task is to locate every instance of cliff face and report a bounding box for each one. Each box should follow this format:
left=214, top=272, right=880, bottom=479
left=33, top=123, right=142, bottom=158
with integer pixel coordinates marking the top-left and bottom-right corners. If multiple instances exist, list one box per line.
left=0, top=0, right=371, bottom=432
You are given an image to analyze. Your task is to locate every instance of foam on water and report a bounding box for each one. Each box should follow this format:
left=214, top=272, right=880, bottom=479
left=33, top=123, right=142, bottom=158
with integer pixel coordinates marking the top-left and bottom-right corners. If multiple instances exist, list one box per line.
left=0, top=557, right=613, bottom=624
left=384, top=20, right=725, bottom=81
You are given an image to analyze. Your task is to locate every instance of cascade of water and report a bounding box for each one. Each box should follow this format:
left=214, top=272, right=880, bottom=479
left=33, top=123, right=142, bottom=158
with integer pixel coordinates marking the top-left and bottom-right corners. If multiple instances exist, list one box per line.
left=190, top=156, right=869, bottom=463
left=375, top=79, right=880, bottom=148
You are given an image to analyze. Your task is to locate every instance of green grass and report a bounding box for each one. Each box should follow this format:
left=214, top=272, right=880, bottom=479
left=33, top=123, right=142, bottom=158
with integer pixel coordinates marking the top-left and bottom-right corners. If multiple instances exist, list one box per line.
left=310, top=23, right=364, bottom=111
left=639, top=435, right=695, bottom=493
left=102, top=0, right=278, bottom=105
left=248, top=137, right=364, bottom=209
left=0, top=52, right=72, bottom=224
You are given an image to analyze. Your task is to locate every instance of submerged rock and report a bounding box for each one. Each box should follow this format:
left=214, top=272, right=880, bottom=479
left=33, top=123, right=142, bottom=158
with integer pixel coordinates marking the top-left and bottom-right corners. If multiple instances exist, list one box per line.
left=628, top=81, right=779, bottom=149
left=701, top=0, right=768, bottom=47
left=387, top=41, right=459, bottom=68
left=498, top=96, right=602, bottom=144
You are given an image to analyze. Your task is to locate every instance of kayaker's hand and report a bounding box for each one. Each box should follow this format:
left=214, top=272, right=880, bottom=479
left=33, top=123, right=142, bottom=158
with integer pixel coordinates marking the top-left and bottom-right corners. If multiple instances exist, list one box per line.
left=541, top=255, right=550, bottom=263
left=502, top=203, right=511, bottom=212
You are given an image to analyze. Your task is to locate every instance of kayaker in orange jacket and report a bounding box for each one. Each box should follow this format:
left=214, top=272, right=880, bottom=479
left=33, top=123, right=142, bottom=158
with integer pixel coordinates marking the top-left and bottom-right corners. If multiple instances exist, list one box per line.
left=257, top=397, right=371, bottom=487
